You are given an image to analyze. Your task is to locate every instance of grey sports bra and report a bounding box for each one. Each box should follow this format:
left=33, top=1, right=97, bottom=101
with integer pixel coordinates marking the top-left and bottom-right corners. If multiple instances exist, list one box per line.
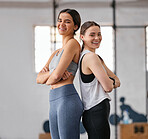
left=49, top=49, right=78, bottom=76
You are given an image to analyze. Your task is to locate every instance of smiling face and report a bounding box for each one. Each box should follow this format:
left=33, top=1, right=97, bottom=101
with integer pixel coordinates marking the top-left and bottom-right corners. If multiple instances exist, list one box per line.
left=81, top=25, right=102, bottom=51
left=57, top=12, right=78, bottom=36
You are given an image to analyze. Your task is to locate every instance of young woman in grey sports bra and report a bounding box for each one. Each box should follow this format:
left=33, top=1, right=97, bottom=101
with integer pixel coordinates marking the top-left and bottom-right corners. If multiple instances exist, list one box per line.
left=36, top=9, right=83, bottom=139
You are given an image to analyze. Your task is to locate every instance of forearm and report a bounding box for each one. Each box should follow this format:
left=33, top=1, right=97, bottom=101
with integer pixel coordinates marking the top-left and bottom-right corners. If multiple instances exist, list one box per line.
left=36, top=71, right=50, bottom=84
left=45, top=70, right=72, bottom=85
left=99, top=78, right=114, bottom=93
left=45, top=72, right=62, bottom=85
left=102, top=62, right=120, bottom=88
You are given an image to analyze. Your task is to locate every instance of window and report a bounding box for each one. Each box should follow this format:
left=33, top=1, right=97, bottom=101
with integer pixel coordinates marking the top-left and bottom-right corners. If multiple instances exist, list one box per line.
left=34, top=26, right=52, bottom=73
left=96, top=26, right=114, bottom=71
left=34, top=26, right=114, bottom=72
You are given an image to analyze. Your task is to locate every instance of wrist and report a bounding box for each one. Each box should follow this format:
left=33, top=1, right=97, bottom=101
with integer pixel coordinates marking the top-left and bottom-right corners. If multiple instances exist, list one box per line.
left=109, top=77, right=115, bottom=86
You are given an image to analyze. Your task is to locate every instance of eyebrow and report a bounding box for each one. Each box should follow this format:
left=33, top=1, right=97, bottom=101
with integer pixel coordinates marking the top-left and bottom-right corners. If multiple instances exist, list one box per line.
left=90, top=32, right=96, bottom=34
left=58, top=18, right=71, bottom=22
left=90, top=32, right=101, bottom=34
left=65, top=19, right=71, bottom=22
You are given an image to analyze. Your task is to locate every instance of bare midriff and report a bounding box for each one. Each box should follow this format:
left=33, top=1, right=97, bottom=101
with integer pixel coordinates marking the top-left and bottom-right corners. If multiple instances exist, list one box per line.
left=50, top=75, right=74, bottom=90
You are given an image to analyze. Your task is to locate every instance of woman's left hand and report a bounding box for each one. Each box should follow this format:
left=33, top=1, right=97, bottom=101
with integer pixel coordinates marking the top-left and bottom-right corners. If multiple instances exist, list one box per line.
left=40, top=66, right=49, bottom=73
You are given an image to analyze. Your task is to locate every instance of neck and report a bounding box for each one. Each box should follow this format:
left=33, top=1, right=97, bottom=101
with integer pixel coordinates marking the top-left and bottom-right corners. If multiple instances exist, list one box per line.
left=62, top=34, right=74, bottom=48
left=83, top=46, right=95, bottom=53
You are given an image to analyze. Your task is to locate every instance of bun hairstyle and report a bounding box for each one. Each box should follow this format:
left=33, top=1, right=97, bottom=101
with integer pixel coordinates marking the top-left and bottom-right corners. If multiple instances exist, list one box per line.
left=80, top=21, right=100, bottom=51
left=58, top=9, right=81, bottom=35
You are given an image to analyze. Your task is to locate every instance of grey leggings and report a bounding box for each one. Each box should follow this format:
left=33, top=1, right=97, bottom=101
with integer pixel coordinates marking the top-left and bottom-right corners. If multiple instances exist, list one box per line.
left=49, top=84, right=83, bottom=139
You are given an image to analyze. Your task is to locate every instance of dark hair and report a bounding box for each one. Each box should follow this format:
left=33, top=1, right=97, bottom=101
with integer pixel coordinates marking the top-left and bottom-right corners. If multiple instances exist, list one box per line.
left=80, top=21, right=100, bottom=51
left=58, top=9, right=81, bottom=35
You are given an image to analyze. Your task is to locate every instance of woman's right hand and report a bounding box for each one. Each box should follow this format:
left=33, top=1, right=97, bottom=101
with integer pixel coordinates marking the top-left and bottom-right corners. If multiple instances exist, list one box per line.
left=62, top=70, right=72, bottom=80
left=114, top=78, right=121, bottom=88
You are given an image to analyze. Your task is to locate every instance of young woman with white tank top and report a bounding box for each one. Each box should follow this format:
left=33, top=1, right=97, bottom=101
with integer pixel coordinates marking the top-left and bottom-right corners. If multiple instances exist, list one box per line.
left=79, top=21, right=121, bottom=139
left=36, top=9, right=83, bottom=139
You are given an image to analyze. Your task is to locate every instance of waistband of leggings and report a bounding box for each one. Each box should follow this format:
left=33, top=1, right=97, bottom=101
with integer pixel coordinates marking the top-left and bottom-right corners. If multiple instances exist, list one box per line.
left=49, top=84, right=77, bottom=101
left=83, top=98, right=110, bottom=112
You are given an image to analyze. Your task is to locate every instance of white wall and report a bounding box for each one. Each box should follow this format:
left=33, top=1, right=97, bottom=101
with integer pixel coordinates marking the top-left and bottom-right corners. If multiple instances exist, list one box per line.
left=0, top=2, right=148, bottom=139
left=116, top=7, right=147, bottom=113
left=0, top=7, right=53, bottom=139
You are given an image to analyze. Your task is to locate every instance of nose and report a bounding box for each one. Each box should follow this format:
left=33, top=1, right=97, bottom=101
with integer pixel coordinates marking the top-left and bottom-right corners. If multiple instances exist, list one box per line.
left=95, top=35, right=99, bottom=40
left=60, top=21, right=65, bottom=27
left=95, top=35, right=102, bottom=41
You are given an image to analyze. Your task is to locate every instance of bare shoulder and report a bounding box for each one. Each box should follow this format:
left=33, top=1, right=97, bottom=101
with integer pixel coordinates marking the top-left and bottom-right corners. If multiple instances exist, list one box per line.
left=51, top=49, right=59, bottom=55
left=84, top=52, right=98, bottom=60
left=49, top=49, right=60, bottom=60
left=65, top=38, right=81, bottom=52
left=84, top=52, right=102, bottom=65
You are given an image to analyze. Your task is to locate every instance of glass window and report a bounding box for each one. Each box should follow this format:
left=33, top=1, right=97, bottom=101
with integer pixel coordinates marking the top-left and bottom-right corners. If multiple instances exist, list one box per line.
left=96, top=26, right=114, bottom=71
left=34, top=26, right=114, bottom=72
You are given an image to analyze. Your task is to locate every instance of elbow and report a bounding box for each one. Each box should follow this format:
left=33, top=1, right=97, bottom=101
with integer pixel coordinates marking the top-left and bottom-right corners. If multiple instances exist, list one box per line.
left=108, top=87, right=113, bottom=92
left=46, top=73, right=62, bottom=85
left=36, top=76, right=45, bottom=84
left=36, top=78, right=43, bottom=84
left=105, top=88, right=113, bottom=93
left=52, top=73, right=62, bottom=81
left=36, top=77, right=40, bottom=84
left=104, top=85, right=113, bottom=93
left=36, top=74, right=41, bottom=84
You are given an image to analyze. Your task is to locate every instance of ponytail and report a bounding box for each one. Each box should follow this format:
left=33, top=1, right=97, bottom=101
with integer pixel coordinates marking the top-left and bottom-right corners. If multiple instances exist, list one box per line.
left=81, top=41, right=84, bottom=52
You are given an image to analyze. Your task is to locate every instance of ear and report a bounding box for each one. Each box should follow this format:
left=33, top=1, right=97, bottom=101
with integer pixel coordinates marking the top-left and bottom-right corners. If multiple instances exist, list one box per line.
left=80, top=34, right=84, bottom=40
left=74, top=25, right=78, bottom=31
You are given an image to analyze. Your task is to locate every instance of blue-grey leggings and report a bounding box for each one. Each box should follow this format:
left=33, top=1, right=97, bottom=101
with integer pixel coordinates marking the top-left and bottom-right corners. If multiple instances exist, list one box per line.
left=49, top=84, right=83, bottom=139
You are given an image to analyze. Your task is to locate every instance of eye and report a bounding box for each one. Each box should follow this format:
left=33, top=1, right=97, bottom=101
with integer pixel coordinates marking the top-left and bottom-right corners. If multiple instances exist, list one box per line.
left=98, top=33, right=101, bottom=36
left=90, top=34, right=95, bottom=37
left=65, top=21, right=70, bottom=23
left=57, top=19, right=62, bottom=22
left=65, top=20, right=71, bottom=23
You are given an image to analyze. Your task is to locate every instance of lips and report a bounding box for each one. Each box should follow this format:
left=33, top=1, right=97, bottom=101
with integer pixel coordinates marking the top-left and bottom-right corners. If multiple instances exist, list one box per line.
left=92, top=41, right=100, bottom=44
left=59, top=27, right=66, bottom=31
left=92, top=39, right=101, bottom=44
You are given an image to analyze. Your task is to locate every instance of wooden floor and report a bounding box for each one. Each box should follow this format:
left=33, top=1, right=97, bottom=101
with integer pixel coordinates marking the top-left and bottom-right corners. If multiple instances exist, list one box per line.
left=39, top=133, right=51, bottom=139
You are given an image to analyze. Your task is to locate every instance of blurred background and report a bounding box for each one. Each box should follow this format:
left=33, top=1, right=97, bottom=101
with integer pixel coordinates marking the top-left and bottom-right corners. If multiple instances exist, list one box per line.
left=0, top=0, right=148, bottom=139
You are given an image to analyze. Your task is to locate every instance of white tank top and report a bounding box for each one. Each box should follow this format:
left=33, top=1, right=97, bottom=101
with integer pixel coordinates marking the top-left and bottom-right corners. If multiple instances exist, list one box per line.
left=78, top=50, right=111, bottom=110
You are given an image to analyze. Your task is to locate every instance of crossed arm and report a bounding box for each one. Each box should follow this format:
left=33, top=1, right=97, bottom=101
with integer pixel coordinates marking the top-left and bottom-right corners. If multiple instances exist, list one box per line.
left=101, top=60, right=121, bottom=89
left=36, top=50, right=57, bottom=84
left=45, top=39, right=80, bottom=85
left=36, top=66, right=71, bottom=84
left=36, top=39, right=80, bottom=85
left=83, top=53, right=120, bottom=93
